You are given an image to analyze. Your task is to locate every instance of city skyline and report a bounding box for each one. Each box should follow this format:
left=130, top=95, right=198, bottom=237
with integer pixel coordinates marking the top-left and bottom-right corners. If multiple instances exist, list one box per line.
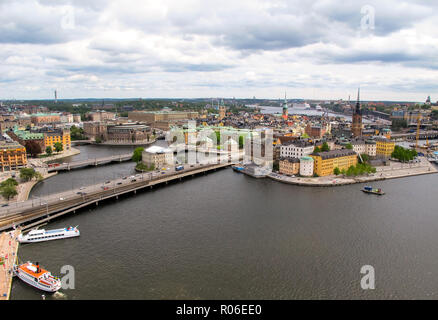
left=1, top=0, right=438, bottom=101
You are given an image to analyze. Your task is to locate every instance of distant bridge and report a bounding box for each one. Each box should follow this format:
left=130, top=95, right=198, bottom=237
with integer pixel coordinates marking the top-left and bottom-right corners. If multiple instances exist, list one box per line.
left=391, top=131, right=438, bottom=141
left=47, top=153, right=133, bottom=172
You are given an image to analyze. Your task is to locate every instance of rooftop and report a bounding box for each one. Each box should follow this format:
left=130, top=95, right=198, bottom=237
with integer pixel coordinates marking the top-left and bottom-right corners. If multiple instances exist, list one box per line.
left=313, top=149, right=357, bottom=160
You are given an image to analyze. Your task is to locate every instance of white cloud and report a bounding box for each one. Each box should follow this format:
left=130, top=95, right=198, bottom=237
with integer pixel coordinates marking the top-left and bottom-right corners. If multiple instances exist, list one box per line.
left=0, top=0, right=437, bottom=101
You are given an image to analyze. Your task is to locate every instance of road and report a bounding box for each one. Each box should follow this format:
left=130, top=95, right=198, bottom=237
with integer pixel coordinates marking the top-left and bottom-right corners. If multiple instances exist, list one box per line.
left=0, top=157, right=233, bottom=230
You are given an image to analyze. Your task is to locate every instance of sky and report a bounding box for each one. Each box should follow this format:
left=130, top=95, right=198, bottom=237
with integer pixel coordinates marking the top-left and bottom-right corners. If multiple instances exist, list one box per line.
left=0, top=0, right=437, bottom=102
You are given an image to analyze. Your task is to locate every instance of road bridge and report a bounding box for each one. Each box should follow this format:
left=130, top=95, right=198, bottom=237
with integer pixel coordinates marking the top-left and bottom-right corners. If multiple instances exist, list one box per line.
left=0, top=162, right=233, bottom=231
left=47, top=153, right=133, bottom=172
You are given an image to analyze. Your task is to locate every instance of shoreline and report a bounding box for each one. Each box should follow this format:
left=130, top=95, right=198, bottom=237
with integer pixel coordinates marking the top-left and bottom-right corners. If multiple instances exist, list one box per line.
left=242, top=159, right=438, bottom=187
left=38, top=147, right=81, bottom=163
left=16, top=172, right=58, bottom=202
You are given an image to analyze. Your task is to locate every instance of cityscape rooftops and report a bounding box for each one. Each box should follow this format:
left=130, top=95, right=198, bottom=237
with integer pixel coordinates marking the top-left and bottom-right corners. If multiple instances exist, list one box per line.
left=312, top=149, right=357, bottom=160
left=0, top=140, right=25, bottom=150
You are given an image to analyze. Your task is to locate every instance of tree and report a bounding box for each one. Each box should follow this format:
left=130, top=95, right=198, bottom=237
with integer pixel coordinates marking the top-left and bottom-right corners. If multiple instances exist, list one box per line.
left=25, top=140, right=42, bottom=157
left=314, top=146, right=321, bottom=153
left=321, top=142, right=330, bottom=152
left=19, top=168, right=38, bottom=182
left=345, top=143, right=353, bottom=150
left=132, top=147, right=144, bottom=163
left=333, top=167, right=340, bottom=175
left=391, top=145, right=417, bottom=162
left=0, top=185, right=17, bottom=200
left=54, top=142, right=63, bottom=153
left=46, top=146, right=53, bottom=155
left=215, top=131, right=221, bottom=145
left=0, top=178, right=18, bottom=189
left=239, top=135, right=244, bottom=149
left=95, top=136, right=103, bottom=143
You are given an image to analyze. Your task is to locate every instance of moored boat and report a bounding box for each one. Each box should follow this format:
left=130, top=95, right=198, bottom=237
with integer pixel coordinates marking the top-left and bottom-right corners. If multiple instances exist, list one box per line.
left=18, top=226, right=80, bottom=243
left=232, top=165, right=244, bottom=172
left=13, top=262, right=61, bottom=292
left=361, top=186, right=385, bottom=195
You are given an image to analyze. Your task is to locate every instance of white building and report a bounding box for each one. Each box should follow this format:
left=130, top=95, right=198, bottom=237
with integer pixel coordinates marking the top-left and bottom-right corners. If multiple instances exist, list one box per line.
left=142, top=145, right=174, bottom=168
left=299, top=156, right=314, bottom=176
left=280, top=141, right=314, bottom=158
left=351, top=140, right=376, bottom=157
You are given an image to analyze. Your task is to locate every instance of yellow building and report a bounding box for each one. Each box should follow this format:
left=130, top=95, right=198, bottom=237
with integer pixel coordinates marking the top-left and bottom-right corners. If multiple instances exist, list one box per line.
left=44, top=129, right=71, bottom=151
left=0, top=141, right=27, bottom=171
left=375, top=137, right=395, bottom=158
left=311, top=149, right=357, bottom=177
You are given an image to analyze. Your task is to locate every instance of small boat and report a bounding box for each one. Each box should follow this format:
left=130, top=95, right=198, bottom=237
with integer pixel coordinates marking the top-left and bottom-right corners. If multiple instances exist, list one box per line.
left=232, top=165, right=244, bottom=172
left=13, top=262, right=61, bottom=292
left=18, top=226, right=80, bottom=243
left=362, top=186, right=385, bottom=195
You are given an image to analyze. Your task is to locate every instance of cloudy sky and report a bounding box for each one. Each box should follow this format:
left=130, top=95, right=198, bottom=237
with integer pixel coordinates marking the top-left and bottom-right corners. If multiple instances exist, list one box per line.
left=1, top=0, right=437, bottom=101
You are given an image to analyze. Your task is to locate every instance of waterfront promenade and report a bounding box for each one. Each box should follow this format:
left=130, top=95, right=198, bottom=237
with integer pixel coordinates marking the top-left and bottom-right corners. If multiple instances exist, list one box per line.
left=0, top=229, right=19, bottom=300
left=268, top=158, right=437, bottom=186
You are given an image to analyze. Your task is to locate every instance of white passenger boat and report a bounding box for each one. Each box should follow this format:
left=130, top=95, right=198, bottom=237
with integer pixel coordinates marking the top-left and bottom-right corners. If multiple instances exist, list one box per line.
left=18, top=226, right=80, bottom=243
left=13, top=262, right=61, bottom=292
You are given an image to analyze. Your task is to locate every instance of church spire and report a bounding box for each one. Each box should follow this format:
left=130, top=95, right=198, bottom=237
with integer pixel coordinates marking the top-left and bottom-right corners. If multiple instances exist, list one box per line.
left=355, top=87, right=361, bottom=115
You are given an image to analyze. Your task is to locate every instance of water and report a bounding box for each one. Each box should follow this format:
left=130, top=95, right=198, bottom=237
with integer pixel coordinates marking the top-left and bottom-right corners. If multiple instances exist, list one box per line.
left=10, top=145, right=438, bottom=299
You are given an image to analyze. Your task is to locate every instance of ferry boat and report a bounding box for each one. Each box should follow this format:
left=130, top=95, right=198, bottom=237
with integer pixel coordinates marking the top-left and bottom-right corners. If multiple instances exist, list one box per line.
left=361, top=186, right=385, bottom=195
left=13, top=262, right=61, bottom=292
left=292, top=102, right=311, bottom=110
left=18, top=226, right=80, bottom=243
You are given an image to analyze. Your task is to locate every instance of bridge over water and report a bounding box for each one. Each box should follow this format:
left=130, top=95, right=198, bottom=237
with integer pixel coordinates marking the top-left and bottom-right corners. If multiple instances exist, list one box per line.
left=47, top=153, right=133, bottom=172
left=0, top=162, right=233, bottom=231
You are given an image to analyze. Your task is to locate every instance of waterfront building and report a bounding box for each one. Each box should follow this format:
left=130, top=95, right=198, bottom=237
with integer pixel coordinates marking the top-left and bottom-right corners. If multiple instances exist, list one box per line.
left=299, top=156, right=314, bottom=177
left=33, top=127, right=71, bottom=151
left=351, top=88, right=362, bottom=137
left=279, top=157, right=299, bottom=175
left=128, top=110, right=198, bottom=130
left=350, top=140, right=376, bottom=157
left=83, top=122, right=151, bottom=144
left=8, top=129, right=45, bottom=153
left=0, top=140, right=27, bottom=171
left=9, top=127, right=71, bottom=153
left=280, top=141, right=314, bottom=158
left=30, top=113, right=61, bottom=125
left=375, top=137, right=395, bottom=158
left=311, top=149, right=357, bottom=177
left=142, top=146, right=174, bottom=168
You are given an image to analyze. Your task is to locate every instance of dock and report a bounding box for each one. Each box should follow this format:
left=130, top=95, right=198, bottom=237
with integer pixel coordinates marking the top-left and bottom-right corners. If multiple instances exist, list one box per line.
left=0, top=229, right=20, bottom=300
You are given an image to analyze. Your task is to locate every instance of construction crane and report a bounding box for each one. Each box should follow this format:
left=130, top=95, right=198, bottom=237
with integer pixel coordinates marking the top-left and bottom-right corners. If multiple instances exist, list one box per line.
left=416, top=113, right=421, bottom=149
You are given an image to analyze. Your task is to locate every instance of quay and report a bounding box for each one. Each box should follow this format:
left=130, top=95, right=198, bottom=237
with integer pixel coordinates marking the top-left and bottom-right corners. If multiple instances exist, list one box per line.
left=0, top=229, right=20, bottom=300
left=0, top=162, right=233, bottom=231
left=267, top=158, right=437, bottom=187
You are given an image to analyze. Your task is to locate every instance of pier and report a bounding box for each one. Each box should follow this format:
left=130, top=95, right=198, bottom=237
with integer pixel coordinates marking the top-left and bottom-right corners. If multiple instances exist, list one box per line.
left=0, top=229, right=19, bottom=300
left=0, top=162, right=233, bottom=231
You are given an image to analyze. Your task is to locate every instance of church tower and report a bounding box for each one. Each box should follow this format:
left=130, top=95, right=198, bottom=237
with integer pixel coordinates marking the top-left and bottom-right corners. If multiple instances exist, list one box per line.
left=282, top=92, right=288, bottom=120
left=351, top=88, right=362, bottom=137
left=218, top=99, right=226, bottom=120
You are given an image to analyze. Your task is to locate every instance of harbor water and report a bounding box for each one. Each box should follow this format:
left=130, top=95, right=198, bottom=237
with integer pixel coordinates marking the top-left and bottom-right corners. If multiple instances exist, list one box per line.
left=10, top=145, right=438, bottom=299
